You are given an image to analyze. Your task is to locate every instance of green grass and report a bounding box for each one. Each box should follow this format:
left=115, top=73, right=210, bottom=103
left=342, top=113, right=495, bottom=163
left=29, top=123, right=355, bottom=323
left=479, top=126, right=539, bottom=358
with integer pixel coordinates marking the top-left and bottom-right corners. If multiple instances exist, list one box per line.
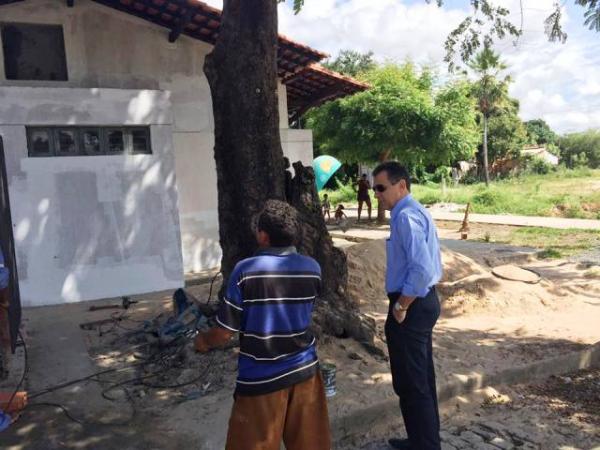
left=536, top=248, right=564, bottom=259
left=320, top=180, right=378, bottom=208
left=411, top=168, right=600, bottom=219
left=484, top=226, right=599, bottom=257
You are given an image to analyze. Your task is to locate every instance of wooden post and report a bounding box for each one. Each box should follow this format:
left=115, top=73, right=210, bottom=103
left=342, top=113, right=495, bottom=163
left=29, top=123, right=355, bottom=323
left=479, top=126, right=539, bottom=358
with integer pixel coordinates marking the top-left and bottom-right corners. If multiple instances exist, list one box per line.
left=459, top=202, right=471, bottom=240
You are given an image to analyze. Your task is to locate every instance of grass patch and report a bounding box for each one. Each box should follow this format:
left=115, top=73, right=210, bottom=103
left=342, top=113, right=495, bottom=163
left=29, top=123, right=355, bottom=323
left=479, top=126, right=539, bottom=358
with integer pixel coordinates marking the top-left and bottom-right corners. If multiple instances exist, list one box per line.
left=504, top=227, right=599, bottom=256
left=436, top=221, right=600, bottom=258
left=537, top=248, right=563, bottom=259
left=320, top=180, right=378, bottom=208
left=411, top=169, right=600, bottom=219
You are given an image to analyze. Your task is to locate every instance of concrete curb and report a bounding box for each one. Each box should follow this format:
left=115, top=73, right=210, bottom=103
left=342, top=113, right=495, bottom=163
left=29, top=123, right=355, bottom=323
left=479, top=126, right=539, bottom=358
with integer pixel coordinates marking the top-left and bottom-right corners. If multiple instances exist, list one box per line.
left=331, top=341, right=600, bottom=442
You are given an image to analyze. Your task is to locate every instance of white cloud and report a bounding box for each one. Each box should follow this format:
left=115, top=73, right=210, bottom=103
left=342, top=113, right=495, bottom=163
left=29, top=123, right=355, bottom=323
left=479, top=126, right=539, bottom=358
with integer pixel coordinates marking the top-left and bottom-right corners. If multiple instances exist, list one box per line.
left=202, top=0, right=600, bottom=134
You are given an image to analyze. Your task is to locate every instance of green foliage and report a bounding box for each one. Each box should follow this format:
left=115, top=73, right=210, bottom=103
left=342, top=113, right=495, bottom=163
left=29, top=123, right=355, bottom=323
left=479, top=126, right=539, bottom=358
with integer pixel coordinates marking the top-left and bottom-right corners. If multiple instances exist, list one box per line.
left=437, top=1, right=599, bottom=70
left=537, top=248, right=563, bottom=259
left=432, top=166, right=452, bottom=183
left=559, top=129, right=600, bottom=168
left=472, top=188, right=504, bottom=207
left=307, top=63, right=478, bottom=169
left=525, top=119, right=558, bottom=145
left=524, top=156, right=554, bottom=175
left=320, top=179, right=375, bottom=207
left=486, top=110, right=528, bottom=161
left=323, top=50, right=376, bottom=77
left=433, top=81, right=480, bottom=165
left=279, top=0, right=305, bottom=14
left=440, top=0, right=520, bottom=71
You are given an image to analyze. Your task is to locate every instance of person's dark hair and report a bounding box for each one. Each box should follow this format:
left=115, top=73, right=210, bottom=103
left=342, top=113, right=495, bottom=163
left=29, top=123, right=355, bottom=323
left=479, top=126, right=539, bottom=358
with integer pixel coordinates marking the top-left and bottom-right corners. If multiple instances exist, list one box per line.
left=257, top=199, right=299, bottom=247
left=362, top=173, right=367, bottom=178
left=323, top=193, right=328, bottom=198
left=372, top=161, right=411, bottom=192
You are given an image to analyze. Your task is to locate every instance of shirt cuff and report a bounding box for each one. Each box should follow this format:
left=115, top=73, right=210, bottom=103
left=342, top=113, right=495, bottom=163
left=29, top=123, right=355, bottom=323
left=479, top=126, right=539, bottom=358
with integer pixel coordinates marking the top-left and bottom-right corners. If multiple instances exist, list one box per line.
left=401, top=282, right=429, bottom=298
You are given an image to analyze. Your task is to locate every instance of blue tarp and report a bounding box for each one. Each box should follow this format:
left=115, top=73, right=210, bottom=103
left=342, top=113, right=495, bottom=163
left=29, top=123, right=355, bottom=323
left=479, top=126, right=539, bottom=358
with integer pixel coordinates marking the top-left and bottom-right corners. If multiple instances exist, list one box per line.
left=0, top=247, right=9, bottom=290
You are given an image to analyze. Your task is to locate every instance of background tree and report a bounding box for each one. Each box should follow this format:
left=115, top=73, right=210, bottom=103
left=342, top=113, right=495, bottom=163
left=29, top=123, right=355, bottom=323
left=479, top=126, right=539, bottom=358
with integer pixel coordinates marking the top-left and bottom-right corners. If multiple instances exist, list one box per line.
left=559, top=129, right=600, bottom=168
left=525, top=119, right=559, bottom=146
left=486, top=106, right=528, bottom=163
left=467, top=46, right=510, bottom=185
left=307, top=63, right=478, bottom=220
left=322, top=49, right=376, bottom=77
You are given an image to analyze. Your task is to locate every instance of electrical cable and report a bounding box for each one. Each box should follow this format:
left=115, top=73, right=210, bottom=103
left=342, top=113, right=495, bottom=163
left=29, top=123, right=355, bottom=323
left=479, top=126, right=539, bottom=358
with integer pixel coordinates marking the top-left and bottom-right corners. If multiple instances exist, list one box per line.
left=25, top=402, right=85, bottom=425
left=9, top=287, right=223, bottom=428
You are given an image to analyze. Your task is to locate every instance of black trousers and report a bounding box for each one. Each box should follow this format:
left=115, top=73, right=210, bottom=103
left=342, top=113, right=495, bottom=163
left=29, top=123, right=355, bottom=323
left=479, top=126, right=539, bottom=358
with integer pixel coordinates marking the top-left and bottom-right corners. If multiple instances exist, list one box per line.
left=385, top=288, right=441, bottom=450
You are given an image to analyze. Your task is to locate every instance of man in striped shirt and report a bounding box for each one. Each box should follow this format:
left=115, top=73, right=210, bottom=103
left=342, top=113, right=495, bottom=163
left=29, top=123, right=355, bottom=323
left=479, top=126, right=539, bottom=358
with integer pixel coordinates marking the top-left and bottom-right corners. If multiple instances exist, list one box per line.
left=195, top=199, right=331, bottom=450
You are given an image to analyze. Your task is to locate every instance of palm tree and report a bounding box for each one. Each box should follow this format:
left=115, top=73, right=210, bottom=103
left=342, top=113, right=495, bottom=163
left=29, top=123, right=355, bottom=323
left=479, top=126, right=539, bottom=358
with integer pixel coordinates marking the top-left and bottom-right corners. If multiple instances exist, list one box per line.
left=468, top=47, right=510, bottom=185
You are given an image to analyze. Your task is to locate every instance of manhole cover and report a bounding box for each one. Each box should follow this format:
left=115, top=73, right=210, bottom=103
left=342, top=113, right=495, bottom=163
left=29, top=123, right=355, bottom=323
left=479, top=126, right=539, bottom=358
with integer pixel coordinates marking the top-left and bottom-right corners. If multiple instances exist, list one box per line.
left=491, top=264, right=540, bottom=283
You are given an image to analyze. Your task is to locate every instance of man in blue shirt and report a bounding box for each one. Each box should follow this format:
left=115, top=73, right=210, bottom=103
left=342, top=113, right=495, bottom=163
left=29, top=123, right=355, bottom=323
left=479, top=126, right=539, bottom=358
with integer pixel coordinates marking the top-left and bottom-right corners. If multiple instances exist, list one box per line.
left=194, top=200, right=330, bottom=450
left=372, top=162, right=442, bottom=450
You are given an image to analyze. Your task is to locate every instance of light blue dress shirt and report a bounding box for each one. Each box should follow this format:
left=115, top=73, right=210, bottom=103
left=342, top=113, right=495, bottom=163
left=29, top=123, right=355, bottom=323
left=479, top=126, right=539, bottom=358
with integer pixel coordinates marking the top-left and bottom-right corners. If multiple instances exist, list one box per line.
left=385, top=194, right=442, bottom=297
left=0, top=247, right=9, bottom=290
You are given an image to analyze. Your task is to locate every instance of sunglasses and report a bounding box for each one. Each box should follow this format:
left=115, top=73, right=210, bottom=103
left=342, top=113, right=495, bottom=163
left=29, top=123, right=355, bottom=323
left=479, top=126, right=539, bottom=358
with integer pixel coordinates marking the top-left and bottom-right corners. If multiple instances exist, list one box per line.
left=373, top=183, right=396, bottom=193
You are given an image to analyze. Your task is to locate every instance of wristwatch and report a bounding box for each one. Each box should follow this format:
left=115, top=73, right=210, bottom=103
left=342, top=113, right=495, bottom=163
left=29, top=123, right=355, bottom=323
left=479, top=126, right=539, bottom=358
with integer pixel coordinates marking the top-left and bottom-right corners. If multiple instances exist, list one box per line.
left=394, top=302, right=408, bottom=312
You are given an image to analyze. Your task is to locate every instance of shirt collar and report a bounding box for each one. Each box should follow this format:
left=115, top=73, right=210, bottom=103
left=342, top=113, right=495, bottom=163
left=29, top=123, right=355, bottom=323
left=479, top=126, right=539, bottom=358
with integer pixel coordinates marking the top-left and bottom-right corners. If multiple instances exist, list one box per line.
left=391, top=194, right=412, bottom=223
left=256, top=246, right=298, bottom=256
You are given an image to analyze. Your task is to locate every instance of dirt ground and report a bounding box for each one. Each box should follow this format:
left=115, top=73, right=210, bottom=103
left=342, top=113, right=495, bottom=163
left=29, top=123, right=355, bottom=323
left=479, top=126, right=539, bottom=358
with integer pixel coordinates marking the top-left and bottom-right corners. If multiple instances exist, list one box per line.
left=2, top=234, right=599, bottom=449
left=339, top=369, right=600, bottom=449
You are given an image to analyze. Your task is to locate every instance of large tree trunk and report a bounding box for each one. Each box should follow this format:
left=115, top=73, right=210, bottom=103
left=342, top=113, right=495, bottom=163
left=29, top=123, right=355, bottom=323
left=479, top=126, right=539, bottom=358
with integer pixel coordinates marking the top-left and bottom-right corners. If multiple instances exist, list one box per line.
left=204, top=0, right=285, bottom=281
left=203, top=0, right=378, bottom=349
left=482, top=115, right=490, bottom=186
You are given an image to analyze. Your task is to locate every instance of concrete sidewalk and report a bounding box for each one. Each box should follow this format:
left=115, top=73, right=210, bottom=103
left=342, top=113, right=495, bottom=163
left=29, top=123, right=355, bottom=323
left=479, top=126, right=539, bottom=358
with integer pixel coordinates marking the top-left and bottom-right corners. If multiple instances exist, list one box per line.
left=336, top=205, right=600, bottom=230
left=430, top=210, right=600, bottom=230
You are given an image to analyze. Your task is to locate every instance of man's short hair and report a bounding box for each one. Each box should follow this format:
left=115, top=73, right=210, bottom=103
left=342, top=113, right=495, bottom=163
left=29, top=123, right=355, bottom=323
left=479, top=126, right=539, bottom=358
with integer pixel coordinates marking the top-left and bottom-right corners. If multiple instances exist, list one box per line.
left=257, top=199, right=299, bottom=247
left=372, top=161, right=411, bottom=192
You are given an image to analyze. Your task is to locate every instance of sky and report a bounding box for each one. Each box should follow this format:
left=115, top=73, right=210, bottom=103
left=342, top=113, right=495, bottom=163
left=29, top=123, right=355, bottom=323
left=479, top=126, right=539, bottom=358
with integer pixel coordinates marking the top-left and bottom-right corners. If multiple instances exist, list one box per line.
left=203, top=0, right=600, bottom=134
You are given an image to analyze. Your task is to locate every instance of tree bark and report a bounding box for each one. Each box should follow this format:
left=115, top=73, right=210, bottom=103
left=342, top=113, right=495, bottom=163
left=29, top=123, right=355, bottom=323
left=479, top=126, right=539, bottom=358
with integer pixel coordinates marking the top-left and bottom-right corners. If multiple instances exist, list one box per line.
left=202, top=1, right=379, bottom=349
left=204, top=0, right=285, bottom=281
left=483, top=114, right=490, bottom=186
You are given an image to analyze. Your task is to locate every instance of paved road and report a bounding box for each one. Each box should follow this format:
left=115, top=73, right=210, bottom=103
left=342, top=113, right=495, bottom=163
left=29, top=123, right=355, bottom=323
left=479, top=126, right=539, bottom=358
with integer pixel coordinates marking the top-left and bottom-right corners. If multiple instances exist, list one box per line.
left=430, top=210, right=600, bottom=230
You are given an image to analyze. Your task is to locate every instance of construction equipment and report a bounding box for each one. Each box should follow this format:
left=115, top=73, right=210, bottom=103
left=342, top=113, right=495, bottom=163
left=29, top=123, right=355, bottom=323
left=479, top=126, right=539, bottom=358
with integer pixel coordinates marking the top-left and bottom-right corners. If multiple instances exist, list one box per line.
left=158, top=289, right=206, bottom=345
left=458, top=202, right=471, bottom=240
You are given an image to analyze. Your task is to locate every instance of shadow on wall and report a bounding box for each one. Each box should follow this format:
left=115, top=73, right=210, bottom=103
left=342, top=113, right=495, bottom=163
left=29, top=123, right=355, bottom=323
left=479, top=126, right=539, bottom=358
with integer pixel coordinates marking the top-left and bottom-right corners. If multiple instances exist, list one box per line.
left=12, top=90, right=184, bottom=305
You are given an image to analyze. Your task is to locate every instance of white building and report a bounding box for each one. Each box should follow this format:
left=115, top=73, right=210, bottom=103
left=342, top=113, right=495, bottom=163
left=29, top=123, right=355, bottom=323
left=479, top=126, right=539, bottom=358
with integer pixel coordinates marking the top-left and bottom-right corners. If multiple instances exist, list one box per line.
left=521, top=145, right=560, bottom=166
left=0, top=0, right=366, bottom=307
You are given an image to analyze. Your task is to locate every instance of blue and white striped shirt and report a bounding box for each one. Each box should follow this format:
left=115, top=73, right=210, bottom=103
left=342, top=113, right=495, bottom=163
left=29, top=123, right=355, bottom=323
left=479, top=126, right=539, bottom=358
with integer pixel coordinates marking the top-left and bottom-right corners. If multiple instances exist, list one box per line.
left=386, top=194, right=442, bottom=297
left=217, top=247, right=321, bottom=396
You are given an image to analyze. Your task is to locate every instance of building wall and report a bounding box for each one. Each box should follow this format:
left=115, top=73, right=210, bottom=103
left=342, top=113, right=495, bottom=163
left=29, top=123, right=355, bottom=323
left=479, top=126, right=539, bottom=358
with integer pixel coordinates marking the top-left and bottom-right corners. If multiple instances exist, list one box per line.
left=0, top=0, right=315, bottom=304
left=0, top=87, right=182, bottom=307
